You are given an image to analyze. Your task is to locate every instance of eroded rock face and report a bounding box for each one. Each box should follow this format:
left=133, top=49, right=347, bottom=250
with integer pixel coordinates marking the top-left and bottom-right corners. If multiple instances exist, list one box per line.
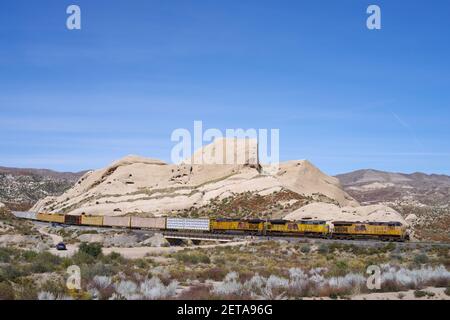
left=31, top=138, right=357, bottom=217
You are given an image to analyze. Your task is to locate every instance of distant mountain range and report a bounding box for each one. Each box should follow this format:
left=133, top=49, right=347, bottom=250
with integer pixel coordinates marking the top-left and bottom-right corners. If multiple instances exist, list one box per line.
left=0, top=166, right=87, bottom=210
left=335, top=169, right=450, bottom=207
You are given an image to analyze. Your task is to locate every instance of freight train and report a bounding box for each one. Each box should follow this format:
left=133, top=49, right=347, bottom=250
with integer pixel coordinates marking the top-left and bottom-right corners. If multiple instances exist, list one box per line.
left=31, top=213, right=409, bottom=242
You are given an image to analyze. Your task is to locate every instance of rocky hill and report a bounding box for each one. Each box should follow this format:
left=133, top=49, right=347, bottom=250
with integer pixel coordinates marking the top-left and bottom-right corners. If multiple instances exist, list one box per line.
left=336, top=169, right=450, bottom=207
left=336, top=169, right=450, bottom=241
left=31, top=138, right=358, bottom=219
left=0, top=166, right=86, bottom=210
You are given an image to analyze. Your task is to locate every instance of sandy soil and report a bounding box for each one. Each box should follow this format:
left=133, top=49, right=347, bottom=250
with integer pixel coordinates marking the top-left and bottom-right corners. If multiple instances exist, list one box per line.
left=303, top=287, right=449, bottom=300
left=352, top=287, right=449, bottom=300
left=45, top=239, right=249, bottom=259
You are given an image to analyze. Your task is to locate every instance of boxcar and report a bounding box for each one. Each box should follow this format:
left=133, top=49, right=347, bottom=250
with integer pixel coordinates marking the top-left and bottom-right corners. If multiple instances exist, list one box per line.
left=103, top=216, right=131, bottom=228
left=130, top=217, right=166, bottom=230
left=64, top=215, right=81, bottom=225
left=81, top=215, right=104, bottom=227
left=166, top=218, right=210, bottom=232
left=211, top=218, right=265, bottom=234
left=332, top=221, right=407, bottom=241
left=37, top=213, right=65, bottom=224
left=267, top=220, right=329, bottom=237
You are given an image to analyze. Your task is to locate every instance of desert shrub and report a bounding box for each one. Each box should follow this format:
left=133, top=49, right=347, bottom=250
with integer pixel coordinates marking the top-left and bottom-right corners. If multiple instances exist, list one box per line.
left=109, top=277, right=178, bottom=300
left=383, top=243, right=396, bottom=252
left=81, top=262, right=115, bottom=281
left=21, top=250, right=38, bottom=262
left=140, top=277, right=178, bottom=300
left=444, top=287, right=450, bottom=296
left=13, top=278, right=38, bottom=300
left=90, top=276, right=115, bottom=300
left=102, top=251, right=124, bottom=265
left=200, top=267, right=228, bottom=281
left=328, top=260, right=349, bottom=277
left=173, top=252, right=210, bottom=264
left=177, top=285, right=212, bottom=300
left=0, top=247, right=23, bottom=263
left=39, top=280, right=67, bottom=297
left=28, top=252, right=62, bottom=274
left=0, top=264, right=26, bottom=281
left=318, top=244, right=329, bottom=255
left=72, top=251, right=96, bottom=265
left=300, top=245, right=311, bottom=254
left=79, top=242, right=102, bottom=258
left=414, top=253, right=429, bottom=265
left=0, top=281, right=15, bottom=300
left=413, top=290, right=427, bottom=298
left=380, top=265, right=450, bottom=290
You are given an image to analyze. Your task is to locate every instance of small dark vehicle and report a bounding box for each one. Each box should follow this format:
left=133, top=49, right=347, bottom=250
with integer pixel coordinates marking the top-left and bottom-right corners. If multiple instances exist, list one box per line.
left=56, top=242, right=67, bottom=251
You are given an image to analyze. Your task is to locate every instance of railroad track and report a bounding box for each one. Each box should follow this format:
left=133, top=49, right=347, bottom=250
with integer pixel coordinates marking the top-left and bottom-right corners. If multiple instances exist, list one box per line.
left=12, top=211, right=450, bottom=248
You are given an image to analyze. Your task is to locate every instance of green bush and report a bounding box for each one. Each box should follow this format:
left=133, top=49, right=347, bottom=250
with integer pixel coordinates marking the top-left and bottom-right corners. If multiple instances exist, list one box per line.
left=102, top=251, right=124, bottom=265
left=173, top=252, right=211, bottom=264
left=318, top=244, right=329, bottom=255
left=72, top=251, right=95, bottom=265
left=0, top=264, right=25, bottom=281
left=21, top=250, right=38, bottom=262
left=328, top=260, right=349, bottom=277
left=414, top=253, right=429, bottom=264
left=25, top=252, right=62, bottom=274
left=300, top=245, right=311, bottom=254
left=79, top=242, right=103, bottom=258
left=413, top=290, right=427, bottom=298
left=0, top=247, right=19, bottom=263
left=444, top=287, right=450, bottom=296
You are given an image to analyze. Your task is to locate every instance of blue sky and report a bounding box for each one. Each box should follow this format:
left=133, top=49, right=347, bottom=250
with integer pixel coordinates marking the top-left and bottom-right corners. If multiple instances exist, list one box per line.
left=1, top=0, right=449, bottom=175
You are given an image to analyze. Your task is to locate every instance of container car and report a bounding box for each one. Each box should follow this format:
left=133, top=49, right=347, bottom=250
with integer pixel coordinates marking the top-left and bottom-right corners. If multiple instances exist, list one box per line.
left=130, top=217, right=166, bottom=230
left=80, top=215, right=104, bottom=227
left=103, top=216, right=131, bottom=228
left=166, top=218, right=210, bottom=232
left=37, top=213, right=65, bottom=224
left=14, top=211, right=37, bottom=220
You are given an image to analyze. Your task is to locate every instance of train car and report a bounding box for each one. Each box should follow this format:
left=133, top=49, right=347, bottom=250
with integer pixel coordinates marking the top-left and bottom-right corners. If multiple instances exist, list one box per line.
left=211, top=218, right=265, bottom=234
left=130, top=217, right=166, bottom=230
left=37, top=213, right=65, bottom=224
left=64, top=215, right=81, bottom=225
left=332, top=221, right=407, bottom=241
left=81, top=215, right=104, bottom=227
left=266, top=220, right=329, bottom=237
left=103, top=216, right=131, bottom=228
left=166, top=218, right=210, bottom=232
left=14, top=211, right=38, bottom=220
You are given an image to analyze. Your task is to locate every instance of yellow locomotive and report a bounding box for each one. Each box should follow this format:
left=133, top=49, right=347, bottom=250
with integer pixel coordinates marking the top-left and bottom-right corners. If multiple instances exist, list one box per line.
left=332, top=221, right=408, bottom=241
left=211, top=218, right=265, bottom=234
left=266, top=219, right=329, bottom=237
